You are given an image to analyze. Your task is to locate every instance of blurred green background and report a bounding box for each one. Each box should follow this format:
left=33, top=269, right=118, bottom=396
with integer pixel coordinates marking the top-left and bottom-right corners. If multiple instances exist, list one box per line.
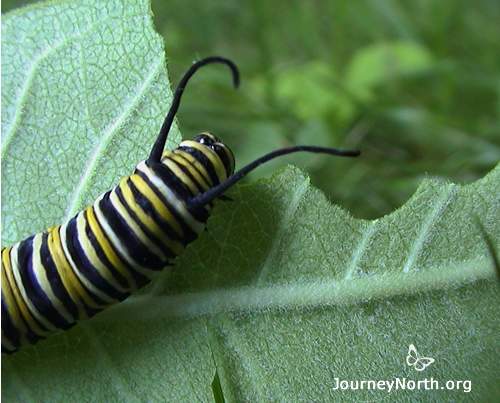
left=3, top=0, right=499, bottom=219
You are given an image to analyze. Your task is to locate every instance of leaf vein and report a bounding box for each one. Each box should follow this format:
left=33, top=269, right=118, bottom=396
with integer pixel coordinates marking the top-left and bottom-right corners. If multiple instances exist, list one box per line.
left=403, top=185, right=456, bottom=272
left=255, top=177, right=309, bottom=285
left=64, top=56, right=165, bottom=218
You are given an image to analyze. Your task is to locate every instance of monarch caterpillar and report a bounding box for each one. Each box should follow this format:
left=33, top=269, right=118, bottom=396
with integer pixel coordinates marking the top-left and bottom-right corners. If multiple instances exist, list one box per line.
left=1, top=56, right=359, bottom=354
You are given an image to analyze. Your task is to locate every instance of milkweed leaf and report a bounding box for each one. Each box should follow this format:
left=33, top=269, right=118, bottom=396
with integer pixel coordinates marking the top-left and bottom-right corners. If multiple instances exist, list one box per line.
left=1, top=0, right=179, bottom=245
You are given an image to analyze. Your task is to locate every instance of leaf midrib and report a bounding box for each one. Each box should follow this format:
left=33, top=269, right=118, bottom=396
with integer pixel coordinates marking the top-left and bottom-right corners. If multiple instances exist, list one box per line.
left=96, top=255, right=494, bottom=323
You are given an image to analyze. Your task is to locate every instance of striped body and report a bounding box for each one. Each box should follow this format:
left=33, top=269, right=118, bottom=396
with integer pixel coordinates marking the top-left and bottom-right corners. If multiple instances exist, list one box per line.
left=1, top=133, right=235, bottom=354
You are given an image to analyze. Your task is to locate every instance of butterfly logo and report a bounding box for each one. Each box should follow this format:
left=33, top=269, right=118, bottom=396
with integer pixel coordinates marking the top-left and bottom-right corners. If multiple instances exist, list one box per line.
left=406, top=344, right=435, bottom=371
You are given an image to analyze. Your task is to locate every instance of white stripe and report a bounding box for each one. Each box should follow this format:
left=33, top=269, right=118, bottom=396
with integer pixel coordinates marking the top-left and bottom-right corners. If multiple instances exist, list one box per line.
left=109, top=190, right=168, bottom=261
left=136, top=161, right=205, bottom=235
left=13, top=235, right=71, bottom=330
left=93, top=193, right=159, bottom=280
left=59, top=219, right=115, bottom=305
left=74, top=211, right=130, bottom=293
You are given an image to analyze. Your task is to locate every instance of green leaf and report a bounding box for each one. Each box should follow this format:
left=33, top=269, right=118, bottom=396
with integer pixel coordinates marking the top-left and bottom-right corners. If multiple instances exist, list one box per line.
left=273, top=60, right=356, bottom=123
left=1, top=0, right=179, bottom=245
left=211, top=351, right=227, bottom=403
left=346, top=41, right=435, bottom=102
left=2, top=1, right=500, bottom=403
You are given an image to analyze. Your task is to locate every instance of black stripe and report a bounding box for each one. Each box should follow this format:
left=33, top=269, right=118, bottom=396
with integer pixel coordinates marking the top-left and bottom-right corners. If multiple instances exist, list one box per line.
left=177, top=146, right=220, bottom=188
left=16, top=236, right=72, bottom=331
left=114, top=186, right=177, bottom=262
left=169, top=152, right=211, bottom=193
left=87, top=200, right=151, bottom=288
left=2, top=281, right=22, bottom=352
left=119, top=175, right=186, bottom=244
left=143, top=162, right=210, bottom=231
left=65, top=215, right=131, bottom=301
left=83, top=208, right=140, bottom=299
left=213, top=144, right=234, bottom=177
left=98, top=191, right=166, bottom=272
left=145, top=160, right=196, bottom=200
left=134, top=166, right=202, bottom=244
left=39, top=232, right=103, bottom=320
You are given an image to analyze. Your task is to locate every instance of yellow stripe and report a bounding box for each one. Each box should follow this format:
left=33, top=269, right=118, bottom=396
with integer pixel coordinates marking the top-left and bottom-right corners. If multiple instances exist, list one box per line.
left=1, top=246, right=46, bottom=338
left=128, top=174, right=184, bottom=237
left=31, top=233, right=74, bottom=323
left=170, top=152, right=212, bottom=190
left=85, top=206, right=138, bottom=290
left=74, top=212, right=128, bottom=293
left=179, top=141, right=227, bottom=183
left=108, top=190, right=168, bottom=261
left=119, top=178, right=185, bottom=256
left=58, top=221, right=115, bottom=304
left=161, top=158, right=201, bottom=194
left=48, top=227, right=101, bottom=318
left=167, top=150, right=212, bottom=189
left=2, top=247, right=25, bottom=334
left=138, top=163, right=206, bottom=236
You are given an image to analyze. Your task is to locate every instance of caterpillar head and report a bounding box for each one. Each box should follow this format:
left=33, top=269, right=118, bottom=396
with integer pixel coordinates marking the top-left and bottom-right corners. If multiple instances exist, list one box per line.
left=188, top=132, right=235, bottom=181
